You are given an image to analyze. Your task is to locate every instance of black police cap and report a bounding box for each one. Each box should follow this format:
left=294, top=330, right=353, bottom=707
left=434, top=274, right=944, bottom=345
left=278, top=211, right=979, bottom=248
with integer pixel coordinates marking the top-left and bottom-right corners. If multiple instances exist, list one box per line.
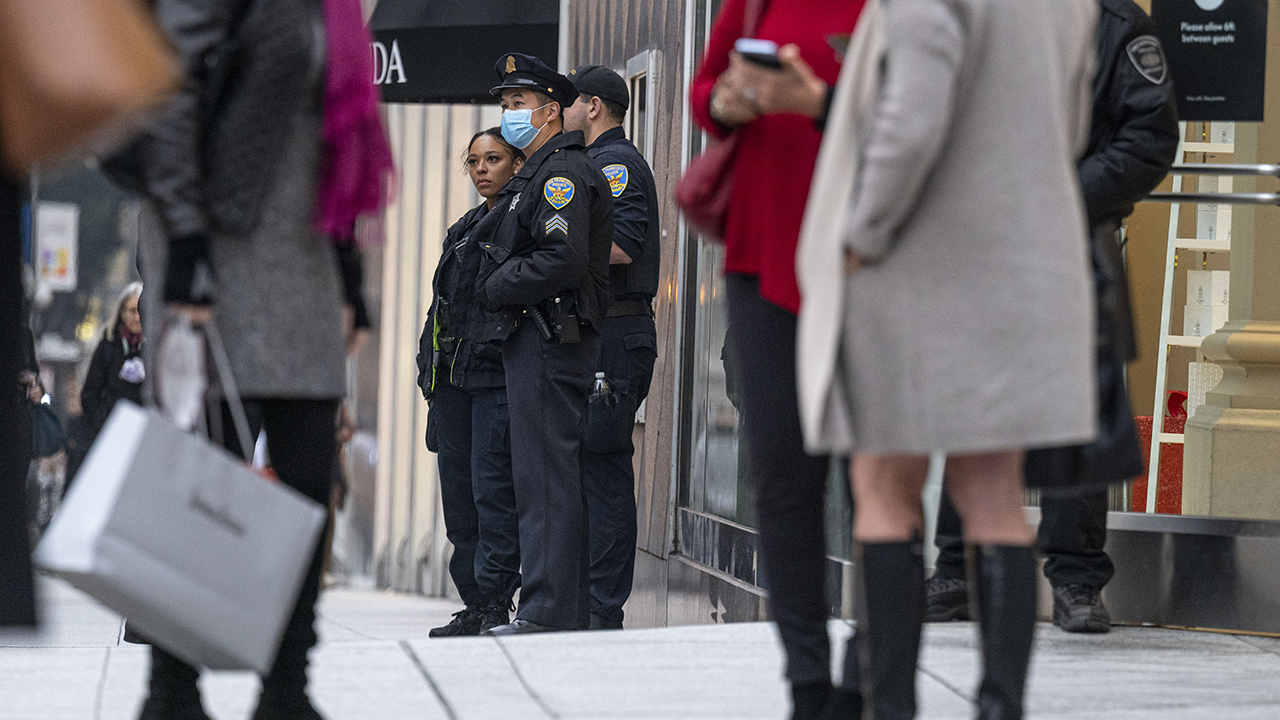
left=490, top=53, right=577, bottom=109
left=568, top=65, right=630, bottom=111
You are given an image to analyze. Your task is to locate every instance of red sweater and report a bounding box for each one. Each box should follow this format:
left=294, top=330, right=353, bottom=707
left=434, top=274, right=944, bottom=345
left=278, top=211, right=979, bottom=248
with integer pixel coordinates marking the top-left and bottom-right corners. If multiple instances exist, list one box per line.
left=690, top=0, right=866, bottom=314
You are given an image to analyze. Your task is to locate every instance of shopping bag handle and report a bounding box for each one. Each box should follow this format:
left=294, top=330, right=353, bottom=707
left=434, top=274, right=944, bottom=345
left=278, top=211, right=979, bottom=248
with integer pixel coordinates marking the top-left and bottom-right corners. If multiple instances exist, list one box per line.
left=203, top=321, right=255, bottom=463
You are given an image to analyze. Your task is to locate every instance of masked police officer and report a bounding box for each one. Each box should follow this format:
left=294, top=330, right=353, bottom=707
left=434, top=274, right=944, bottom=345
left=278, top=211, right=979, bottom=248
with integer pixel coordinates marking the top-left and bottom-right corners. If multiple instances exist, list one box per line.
left=927, top=0, right=1179, bottom=633
left=563, top=66, right=660, bottom=630
left=473, top=54, right=614, bottom=635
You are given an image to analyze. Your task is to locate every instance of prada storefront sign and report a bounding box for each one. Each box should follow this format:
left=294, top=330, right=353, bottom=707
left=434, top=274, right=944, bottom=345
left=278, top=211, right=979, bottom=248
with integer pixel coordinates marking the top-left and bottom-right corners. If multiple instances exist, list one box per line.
left=1151, top=0, right=1268, bottom=121
left=369, top=0, right=559, bottom=104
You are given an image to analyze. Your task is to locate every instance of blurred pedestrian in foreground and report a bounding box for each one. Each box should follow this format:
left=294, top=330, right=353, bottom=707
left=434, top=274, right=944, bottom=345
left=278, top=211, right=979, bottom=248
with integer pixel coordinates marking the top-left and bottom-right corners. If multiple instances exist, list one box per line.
left=926, top=0, right=1179, bottom=635
left=0, top=169, right=37, bottom=628
left=563, top=66, right=660, bottom=631
left=65, top=282, right=145, bottom=492
left=417, top=128, right=524, bottom=636
left=812, top=0, right=1098, bottom=717
left=689, top=0, right=870, bottom=716
left=473, top=54, right=613, bottom=635
left=132, top=0, right=391, bottom=717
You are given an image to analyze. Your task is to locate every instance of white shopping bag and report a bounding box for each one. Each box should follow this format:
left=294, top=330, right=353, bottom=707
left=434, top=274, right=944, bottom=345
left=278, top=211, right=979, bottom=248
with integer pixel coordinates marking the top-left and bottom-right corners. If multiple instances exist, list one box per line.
left=34, top=400, right=325, bottom=673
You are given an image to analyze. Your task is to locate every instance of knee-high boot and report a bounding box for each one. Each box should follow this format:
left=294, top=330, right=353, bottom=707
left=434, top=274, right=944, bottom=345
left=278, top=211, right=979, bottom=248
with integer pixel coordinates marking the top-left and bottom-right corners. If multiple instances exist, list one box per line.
left=969, top=545, right=1037, bottom=720
left=859, top=540, right=925, bottom=720
left=137, top=646, right=210, bottom=720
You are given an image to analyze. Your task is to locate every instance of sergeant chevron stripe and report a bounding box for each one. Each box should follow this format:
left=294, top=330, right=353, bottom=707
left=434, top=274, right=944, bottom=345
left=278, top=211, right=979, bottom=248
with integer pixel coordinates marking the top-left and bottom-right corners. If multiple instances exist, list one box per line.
left=545, top=214, right=569, bottom=235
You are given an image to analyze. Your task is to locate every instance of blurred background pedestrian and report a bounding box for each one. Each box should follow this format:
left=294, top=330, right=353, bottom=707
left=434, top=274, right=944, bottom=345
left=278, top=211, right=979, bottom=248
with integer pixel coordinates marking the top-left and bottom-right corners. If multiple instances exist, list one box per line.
left=131, top=0, right=391, bottom=717
left=64, top=282, right=145, bottom=493
left=416, top=127, right=523, bottom=637
left=815, top=0, right=1099, bottom=717
left=689, top=0, right=870, bottom=716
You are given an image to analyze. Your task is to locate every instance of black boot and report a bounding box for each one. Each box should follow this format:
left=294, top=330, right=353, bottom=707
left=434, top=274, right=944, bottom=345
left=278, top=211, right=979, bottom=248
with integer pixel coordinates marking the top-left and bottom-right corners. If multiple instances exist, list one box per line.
left=789, top=680, right=832, bottom=720
left=137, top=647, right=210, bottom=720
left=254, top=536, right=326, bottom=719
left=859, top=540, right=925, bottom=720
left=969, top=545, right=1037, bottom=720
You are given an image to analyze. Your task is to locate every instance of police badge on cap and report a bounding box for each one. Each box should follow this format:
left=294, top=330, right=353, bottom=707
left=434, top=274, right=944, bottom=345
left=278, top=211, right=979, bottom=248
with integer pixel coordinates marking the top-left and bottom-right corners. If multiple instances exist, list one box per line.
left=491, top=53, right=578, bottom=108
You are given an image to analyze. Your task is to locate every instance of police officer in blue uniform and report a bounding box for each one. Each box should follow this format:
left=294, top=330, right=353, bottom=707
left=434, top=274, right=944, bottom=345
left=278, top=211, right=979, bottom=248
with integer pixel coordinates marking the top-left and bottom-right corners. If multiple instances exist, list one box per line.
left=417, top=128, right=527, bottom=636
left=472, top=53, right=615, bottom=635
left=564, top=66, right=661, bottom=630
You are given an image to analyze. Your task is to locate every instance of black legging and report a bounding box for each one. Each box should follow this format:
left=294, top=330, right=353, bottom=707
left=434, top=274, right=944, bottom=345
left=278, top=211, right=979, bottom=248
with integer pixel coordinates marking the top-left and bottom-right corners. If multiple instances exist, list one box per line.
left=725, top=274, right=833, bottom=686
left=152, top=398, right=337, bottom=689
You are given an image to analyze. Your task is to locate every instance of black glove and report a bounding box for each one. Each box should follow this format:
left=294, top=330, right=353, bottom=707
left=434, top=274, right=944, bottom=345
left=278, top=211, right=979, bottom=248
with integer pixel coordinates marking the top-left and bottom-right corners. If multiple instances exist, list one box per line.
left=335, top=244, right=372, bottom=329
left=163, top=234, right=215, bottom=305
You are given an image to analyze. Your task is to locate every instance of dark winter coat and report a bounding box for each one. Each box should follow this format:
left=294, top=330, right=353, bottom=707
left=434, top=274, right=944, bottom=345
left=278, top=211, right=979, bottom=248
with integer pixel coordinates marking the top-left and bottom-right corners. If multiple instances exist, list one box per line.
left=81, top=330, right=145, bottom=436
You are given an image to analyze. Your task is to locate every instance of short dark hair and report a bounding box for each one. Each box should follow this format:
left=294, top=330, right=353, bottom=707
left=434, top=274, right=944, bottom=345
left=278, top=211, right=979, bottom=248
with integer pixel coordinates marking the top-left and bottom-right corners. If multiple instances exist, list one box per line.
left=581, top=93, right=626, bottom=124
left=462, top=127, right=525, bottom=170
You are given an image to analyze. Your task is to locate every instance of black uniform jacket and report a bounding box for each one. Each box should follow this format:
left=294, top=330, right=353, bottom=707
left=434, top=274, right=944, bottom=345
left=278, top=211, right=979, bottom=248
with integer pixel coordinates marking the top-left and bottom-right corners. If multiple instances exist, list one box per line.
left=416, top=203, right=505, bottom=399
left=586, top=127, right=660, bottom=302
left=473, top=131, right=614, bottom=343
left=1081, top=0, right=1180, bottom=227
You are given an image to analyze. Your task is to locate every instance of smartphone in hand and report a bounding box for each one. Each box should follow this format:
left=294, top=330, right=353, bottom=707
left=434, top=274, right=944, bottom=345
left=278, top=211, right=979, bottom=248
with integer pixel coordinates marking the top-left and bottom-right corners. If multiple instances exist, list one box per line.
left=734, top=38, right=782, bottom=69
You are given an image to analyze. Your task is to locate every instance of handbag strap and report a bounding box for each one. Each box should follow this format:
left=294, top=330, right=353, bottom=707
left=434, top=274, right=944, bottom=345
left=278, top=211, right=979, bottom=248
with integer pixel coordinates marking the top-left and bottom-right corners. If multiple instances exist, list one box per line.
left=203, top=321, right=256, bottom=463
left=742, top=0, right=771, bottom=38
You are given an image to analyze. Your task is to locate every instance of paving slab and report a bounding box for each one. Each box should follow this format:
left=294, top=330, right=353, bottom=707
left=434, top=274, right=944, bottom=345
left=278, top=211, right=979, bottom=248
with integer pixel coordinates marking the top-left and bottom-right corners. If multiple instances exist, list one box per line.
left=4, top=578, right=1278, bottom=719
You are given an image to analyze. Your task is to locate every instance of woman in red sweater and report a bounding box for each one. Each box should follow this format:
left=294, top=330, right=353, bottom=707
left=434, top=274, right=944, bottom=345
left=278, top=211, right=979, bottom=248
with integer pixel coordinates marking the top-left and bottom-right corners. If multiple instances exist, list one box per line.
left=690, top=1, right=868, bottom=718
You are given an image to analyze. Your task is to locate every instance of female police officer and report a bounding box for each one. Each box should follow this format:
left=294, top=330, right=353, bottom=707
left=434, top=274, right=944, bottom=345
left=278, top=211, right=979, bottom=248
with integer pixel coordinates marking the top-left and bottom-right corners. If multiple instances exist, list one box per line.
left=418, top=129, right=525, bottom=636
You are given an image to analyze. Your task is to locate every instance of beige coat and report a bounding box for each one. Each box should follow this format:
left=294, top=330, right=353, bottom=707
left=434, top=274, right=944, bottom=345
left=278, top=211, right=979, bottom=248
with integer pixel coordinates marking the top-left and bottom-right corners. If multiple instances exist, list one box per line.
left=798, top=0, right=1098, bottom=454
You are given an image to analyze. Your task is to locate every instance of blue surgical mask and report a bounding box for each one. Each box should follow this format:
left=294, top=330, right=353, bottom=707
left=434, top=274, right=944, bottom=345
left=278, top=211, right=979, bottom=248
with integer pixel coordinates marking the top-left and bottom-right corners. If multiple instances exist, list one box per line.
left=500, top=103, right=551, bottom=149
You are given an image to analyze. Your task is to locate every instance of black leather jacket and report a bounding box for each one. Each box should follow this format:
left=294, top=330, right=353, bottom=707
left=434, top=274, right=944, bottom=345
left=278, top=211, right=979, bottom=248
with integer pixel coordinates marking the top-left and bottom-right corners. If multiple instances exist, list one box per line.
left=1082, top=0, right=1180, bottom=227
left=472, top=131, right=614, bottom=344
left=416, top=203, right=506, bottom=398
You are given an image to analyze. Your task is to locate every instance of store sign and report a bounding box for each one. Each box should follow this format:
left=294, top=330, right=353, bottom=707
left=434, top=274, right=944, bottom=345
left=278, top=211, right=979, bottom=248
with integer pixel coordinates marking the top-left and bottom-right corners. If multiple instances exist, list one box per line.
left=36, top=202, right=79, bottom=292
left=1151, top=0, right=1268, bottom=121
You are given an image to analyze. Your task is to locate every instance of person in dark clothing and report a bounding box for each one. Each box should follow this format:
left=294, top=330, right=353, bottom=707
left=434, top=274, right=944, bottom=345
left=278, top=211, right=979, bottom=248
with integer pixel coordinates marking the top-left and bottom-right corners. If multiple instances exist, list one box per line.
left=927, top=0, right=1179, bottom=634
left=563, top=65, right=661, bottom=630
left=65, top=283, right=145, bottom=491
left=472, top=53, right=614, bottom=635
left=417, top=128, right=524, bottom=637
left=0, top=169, right=38, bottom=628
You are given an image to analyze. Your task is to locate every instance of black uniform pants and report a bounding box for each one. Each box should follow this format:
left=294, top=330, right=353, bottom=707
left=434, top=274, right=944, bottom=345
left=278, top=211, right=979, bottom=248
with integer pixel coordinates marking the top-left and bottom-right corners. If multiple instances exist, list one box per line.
left=502, top=322, right=599, bottom=629
left=933, top=486, right=1113, bottom=590
left=0, top=172, right=36, bottom=627
left=152, top=399, right=336, bottom=689
left=582, top=312, right=657, bottom=627
left=432, top=379, right=520, bottom=606
left=726, top=275, right=833, bottom=686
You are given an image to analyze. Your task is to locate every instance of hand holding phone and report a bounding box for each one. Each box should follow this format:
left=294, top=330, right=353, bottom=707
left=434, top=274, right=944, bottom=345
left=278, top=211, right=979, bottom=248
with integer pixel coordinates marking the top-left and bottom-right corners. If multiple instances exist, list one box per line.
left=734, top=38, right=782, bottom=69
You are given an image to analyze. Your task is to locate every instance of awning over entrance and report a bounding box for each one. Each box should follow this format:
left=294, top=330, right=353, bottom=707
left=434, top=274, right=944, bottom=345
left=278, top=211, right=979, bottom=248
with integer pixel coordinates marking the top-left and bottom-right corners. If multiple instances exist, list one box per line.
left=369, top=0, right=560, bottom=104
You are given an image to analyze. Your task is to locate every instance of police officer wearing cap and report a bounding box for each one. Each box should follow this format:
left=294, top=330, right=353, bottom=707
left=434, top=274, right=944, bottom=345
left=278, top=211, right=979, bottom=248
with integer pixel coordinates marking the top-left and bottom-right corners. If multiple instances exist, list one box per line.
left=563, top=65, right=660, bottom=630
left=472, top=53, right=614, bottom=635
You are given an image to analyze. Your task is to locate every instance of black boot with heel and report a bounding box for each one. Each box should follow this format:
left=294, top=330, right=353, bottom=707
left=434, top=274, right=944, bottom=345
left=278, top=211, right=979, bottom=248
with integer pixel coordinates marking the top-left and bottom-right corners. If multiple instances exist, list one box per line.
left=969, top=545, right=1037, bottom=720
left=137, top=647, right=211, bottom=720
left=858, top=539, right=925, bottom=720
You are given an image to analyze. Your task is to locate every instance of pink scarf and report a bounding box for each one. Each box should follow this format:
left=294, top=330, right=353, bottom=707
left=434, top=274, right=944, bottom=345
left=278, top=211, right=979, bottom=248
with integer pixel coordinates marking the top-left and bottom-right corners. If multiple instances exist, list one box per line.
left=316, top=0, right=395, bottom=244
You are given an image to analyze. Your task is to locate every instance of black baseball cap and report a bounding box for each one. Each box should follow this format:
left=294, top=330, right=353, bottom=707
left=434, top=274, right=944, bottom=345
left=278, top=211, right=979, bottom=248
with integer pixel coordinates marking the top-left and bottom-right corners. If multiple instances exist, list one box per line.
left=490, top=53, right=578, bottom=108
left=568, top=65, right=630, bottom=110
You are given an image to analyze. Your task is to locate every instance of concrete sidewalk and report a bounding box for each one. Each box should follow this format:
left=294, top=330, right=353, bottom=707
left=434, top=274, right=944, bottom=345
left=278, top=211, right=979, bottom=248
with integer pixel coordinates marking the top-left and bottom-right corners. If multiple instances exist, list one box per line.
left=3, top=578, right=1280, bottom=719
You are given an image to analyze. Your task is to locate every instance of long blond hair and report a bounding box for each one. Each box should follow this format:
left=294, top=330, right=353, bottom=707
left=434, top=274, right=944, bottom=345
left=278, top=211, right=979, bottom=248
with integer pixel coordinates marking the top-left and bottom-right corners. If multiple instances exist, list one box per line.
left=105, top=282, right=143, bottom=342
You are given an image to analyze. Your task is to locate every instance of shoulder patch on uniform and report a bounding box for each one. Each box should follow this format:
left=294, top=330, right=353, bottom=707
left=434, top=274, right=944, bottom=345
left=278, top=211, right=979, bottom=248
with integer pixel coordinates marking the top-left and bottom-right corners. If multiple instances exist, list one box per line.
left=545, top=214, right=569, bottom=236
left=544, top=177, right=575, bottom=210
left=602, top=164, right=629, bottom=198
left=1127, top=35, right=1167, bottom=85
